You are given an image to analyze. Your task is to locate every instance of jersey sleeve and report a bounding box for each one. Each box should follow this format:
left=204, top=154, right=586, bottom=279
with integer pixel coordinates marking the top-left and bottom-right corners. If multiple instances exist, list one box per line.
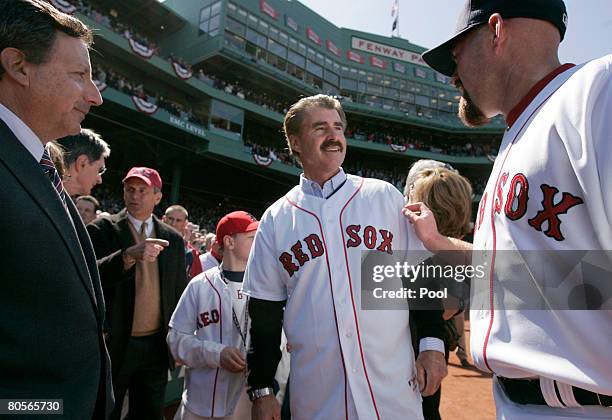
left=168, top=278, right=200, bottom=334
left=591, top=57, right=612, bottom=231
left=243, top=208, right=288, bottom=301
left=167, top=328, right=225, bottom=368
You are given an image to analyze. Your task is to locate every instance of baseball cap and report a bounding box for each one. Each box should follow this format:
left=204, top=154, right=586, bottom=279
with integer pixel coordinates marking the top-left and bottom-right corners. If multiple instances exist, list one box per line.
left=422, top=0, right=568, bottom=77
left=216, top=211, right=259, bottom=244
left=122, top=167, right=163, bottom=190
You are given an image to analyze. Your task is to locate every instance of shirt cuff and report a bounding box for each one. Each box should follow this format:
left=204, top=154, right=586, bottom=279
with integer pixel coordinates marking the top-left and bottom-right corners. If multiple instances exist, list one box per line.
left=419, top=337, right=445, bottom=354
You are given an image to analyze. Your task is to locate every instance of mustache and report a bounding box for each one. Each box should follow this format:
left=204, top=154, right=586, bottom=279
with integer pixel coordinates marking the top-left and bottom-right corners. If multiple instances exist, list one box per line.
left=321, top=140, right=343, bottom=150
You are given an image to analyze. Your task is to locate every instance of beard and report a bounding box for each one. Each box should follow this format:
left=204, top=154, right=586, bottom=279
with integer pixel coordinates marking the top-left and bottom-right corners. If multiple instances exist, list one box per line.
left=456, top=80, right=491, bottom=127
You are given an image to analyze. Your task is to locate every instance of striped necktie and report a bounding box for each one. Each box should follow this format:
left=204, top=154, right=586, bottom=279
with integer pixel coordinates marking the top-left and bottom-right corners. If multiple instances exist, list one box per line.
left=39, top=147, right=68, bottom=209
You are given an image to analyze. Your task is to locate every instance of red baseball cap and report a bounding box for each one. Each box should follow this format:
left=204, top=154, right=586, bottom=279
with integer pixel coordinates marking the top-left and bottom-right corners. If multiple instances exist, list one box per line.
left=122, top=167, right=163, bottom=190
left=216, top=211, right=259, bottom=244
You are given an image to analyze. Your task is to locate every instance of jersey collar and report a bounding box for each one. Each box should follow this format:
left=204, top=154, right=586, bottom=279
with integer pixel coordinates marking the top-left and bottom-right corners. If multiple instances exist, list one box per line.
left=506, top=63, right=575, bottom=129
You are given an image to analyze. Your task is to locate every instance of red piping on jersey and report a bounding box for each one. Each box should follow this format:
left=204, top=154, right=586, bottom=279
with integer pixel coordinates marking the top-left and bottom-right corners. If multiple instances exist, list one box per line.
left=481, top=73, right=575, bottom=373
left=338, top=178, right=381, bottom=420
left=285, top=195, right=349, bottom=420
left=206, top=273, right=222, bottom=417
left=506, top=64, right=575, bottom=128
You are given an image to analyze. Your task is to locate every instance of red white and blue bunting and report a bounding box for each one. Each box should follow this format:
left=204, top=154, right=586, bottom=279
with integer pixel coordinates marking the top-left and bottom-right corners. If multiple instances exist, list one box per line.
left=131, top=96, right=158, bottom=114
left=389, top=143, right=407, bottom=153
left=94, top=79, right=107, bottom=92
left=50, top=0, right=77, bottom=14
left=252, top=153, right=273, bottom=167
left=171, top=60, right=193, bottom=80
left=128, top=38, right=155, bottom=59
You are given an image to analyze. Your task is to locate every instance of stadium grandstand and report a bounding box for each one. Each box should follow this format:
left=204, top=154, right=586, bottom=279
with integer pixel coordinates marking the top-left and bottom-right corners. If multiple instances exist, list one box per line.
left=48, top=0, right=504, bottom=408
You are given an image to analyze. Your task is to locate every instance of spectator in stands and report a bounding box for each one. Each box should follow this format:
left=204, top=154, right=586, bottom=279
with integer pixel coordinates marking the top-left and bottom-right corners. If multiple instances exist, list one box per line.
left=163, top=204, right=204, bottom=280
left=87, top=167, right=188, bottom=420
left=200, top=237, right=223, bottom=272
left=56, top=128, right=110, bottom=197
left=76, top=194, right=100, bottom=225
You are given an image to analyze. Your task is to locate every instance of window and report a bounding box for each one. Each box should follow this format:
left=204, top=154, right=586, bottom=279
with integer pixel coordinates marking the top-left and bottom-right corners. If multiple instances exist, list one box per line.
left=258, top=20, right=269, bottom=35
left=323, top=69, right=339, bottom=86
left=269, top=26, right=279, bottom=40
left=226, top=17, right=245, bottom=36
left=279, top=32, right=289, bottom=46
left=415, top=95, right=430, bottom=107
left=267, top=53, right=287, bottom=71
left=224, top=32, right=245, bottom=51
left=247, top=14, right=258, bottom=28
left=287, top=63, right=304, bottom=80
left=307, top=48, right=316, bottom=61
left=306, top=60, right=323, bottom=77
left=340, top=78, right=357, bottom=90
left=246, top=28, right=267, bottom=48
left=199, top=1, right=222, bottom=37
left=268, top=38, right=287, bottom=58
left=289, top=37, right=298, bottom=51
left=287, top=50, right=305, bottom=67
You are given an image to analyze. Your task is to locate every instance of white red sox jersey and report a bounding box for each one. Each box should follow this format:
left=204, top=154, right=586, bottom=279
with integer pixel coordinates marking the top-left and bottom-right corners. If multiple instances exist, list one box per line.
left=167, top=266, right=249, bottom=418
left=471, top=56, right=612, bottom=401
left=243, top=175, right=425, bottom=420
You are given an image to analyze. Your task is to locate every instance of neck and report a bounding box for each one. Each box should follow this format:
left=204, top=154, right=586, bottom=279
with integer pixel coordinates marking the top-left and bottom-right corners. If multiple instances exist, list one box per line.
left=222, top=254, right=246, bottom=271
left=303, top=167, right=341, bottom=188
left=127, top=211, right=151, bottom=222
left=498, top=56, right=561, bottom=117
left=0, top=87, right=50, bottom=143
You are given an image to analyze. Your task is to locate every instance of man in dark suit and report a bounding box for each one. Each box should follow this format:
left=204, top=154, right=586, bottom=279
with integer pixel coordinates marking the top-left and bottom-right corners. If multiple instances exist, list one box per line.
left=0, top=1, right=113, bottom=418
left=87, top=167, right=187, bottom=420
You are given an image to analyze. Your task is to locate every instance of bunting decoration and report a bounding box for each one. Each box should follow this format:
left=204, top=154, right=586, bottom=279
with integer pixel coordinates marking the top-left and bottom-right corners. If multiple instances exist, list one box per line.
left=131, top=96, right=158, bottom=114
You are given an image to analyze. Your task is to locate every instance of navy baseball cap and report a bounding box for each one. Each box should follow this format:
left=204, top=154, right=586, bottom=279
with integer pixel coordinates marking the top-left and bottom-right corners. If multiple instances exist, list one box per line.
left=422, top=0, right=568, bottom=77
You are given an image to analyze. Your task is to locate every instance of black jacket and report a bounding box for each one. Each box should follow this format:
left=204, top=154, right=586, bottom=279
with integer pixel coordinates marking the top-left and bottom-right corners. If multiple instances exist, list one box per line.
left=87, top=209, right=187, bottom=375
left=0, top=120, right=113, bottom=419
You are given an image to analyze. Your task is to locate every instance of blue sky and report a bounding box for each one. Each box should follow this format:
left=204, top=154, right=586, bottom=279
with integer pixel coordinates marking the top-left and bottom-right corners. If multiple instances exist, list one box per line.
left=299, top=0, right=612, bottom=64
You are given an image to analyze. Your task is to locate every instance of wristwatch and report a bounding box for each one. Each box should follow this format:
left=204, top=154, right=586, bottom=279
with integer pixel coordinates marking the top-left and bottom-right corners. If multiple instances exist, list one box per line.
left=248, top=387, right=274, bottom=401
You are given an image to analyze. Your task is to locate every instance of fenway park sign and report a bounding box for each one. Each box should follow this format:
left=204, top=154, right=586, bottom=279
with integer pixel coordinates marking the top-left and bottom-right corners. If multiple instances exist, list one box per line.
left=351, top=36, right=427, bottom=66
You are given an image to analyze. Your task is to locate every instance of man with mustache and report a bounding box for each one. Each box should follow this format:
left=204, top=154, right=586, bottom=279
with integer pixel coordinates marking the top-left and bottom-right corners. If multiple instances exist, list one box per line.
left=242, top=94, right=447, bottom=420
left=405, top=0, right=612, bottom=418
left=0, top=1, right=113, bottom=418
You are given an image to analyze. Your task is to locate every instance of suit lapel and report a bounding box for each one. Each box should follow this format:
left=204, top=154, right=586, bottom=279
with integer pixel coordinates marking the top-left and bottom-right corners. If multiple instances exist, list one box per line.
left=0, top=122, right=99, bottom=311
left=114, top=209, right=137, bottom=251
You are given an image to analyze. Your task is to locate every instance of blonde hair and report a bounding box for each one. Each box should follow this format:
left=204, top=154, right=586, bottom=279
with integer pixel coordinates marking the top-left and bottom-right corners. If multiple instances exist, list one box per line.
left=410, top=168, right=473, bottom=239
left=283, top=94, right=346, bottom=162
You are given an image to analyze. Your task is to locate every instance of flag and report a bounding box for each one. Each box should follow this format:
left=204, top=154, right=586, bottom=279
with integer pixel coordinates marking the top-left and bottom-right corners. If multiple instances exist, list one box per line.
left=391, top=0, right=399, bottom=33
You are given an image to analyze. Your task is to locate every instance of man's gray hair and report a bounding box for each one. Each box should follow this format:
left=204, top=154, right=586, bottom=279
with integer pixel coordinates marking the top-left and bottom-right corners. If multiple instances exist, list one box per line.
left=57, top=128, right=110, bottom=167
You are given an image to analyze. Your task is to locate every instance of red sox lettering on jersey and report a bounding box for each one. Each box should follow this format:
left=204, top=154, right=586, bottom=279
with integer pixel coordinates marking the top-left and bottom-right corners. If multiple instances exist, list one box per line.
left=278, top=225, right=394, bottom=276
left=475, top=171, right=584, bottom=241
left=196, top=309, right=220, bottom=329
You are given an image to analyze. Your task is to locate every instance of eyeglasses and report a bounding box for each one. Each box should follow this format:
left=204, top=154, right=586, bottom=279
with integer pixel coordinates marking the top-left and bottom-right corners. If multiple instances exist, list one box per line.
left=98, top=166, right=107, bottom=175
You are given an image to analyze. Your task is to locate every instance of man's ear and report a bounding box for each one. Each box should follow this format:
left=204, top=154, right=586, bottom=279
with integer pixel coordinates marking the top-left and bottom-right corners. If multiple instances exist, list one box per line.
left=488, top=13, right=506, bottom=54
left=0, top=48, right=30, bottom=87
left=75, top=154, right=89, bottom=173
left=154, top=192, right=162, bottom=205
left=289, top=134, right=301, bottom=154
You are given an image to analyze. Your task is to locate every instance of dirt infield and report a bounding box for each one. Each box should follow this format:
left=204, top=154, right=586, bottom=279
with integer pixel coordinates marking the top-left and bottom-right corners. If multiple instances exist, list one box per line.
left=440, top=321, right=496, bottom=420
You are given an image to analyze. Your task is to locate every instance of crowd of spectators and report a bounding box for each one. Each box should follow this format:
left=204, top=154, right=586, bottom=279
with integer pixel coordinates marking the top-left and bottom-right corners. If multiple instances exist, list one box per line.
left=345, top=127, right=498, bottom=158
left=195, top=69, right=291, bottom=114
left=92, top=64, right=207, bottom=126
left=71, top=0, right=160, bottom=55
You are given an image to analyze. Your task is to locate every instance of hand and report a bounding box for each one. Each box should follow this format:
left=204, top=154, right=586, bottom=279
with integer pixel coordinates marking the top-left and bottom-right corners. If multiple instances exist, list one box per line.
left=125, top=238, right=169, bottom=263
left=402, top=202, right=444, bottom=251
left=416, top=350, right=448, bottom=396
left=252, top=394, right=281, bottom=420
left=220, top=346, right=246, bottom=372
